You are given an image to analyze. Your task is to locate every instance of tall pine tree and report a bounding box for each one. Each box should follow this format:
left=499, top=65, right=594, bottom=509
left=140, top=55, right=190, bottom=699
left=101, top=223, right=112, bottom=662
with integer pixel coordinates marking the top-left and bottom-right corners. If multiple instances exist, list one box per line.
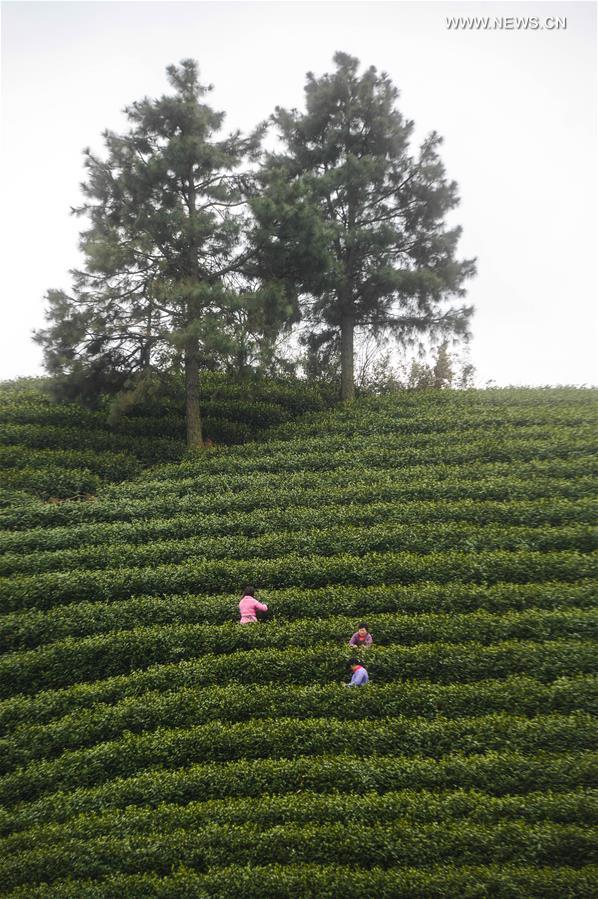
left=35, top=60, right=286, bottom=446
left=263, top=51, right=477, bottom=400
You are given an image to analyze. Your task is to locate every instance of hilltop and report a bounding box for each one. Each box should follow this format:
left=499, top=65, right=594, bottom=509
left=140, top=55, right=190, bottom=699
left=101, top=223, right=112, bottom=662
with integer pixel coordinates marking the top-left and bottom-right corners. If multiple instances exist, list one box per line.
left=0, top=387, right=596, bottom=897
left=0, top=375, right=333, bottom=503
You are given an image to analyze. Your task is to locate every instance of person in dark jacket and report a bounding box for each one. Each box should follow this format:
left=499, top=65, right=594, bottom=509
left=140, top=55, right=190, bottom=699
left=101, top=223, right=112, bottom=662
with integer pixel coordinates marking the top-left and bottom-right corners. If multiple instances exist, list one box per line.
left=348, top=623, right=373, bottom=648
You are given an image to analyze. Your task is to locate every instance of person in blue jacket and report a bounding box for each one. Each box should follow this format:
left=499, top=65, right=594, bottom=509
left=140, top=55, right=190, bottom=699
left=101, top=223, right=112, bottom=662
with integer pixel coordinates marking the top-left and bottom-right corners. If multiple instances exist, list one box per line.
left=344, top=659, right=369, bottom=687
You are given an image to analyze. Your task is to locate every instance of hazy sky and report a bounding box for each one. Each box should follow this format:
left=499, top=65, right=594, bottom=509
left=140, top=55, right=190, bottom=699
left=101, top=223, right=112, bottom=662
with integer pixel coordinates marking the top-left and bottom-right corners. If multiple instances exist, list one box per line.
left=1, top=0, right=596, bottom=385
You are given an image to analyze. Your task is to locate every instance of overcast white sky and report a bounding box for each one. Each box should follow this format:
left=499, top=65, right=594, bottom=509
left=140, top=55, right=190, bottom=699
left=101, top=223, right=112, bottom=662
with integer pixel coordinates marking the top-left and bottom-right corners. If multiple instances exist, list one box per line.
left=1, top=0, right=596, bottom=385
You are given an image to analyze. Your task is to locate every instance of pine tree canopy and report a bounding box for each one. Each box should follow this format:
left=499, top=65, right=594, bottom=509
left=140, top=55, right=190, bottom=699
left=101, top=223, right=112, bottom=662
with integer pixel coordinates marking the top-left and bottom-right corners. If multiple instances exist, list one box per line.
left=35, top=53, right=478, bottom=423
left=35, top=60, right=293, bottom=444
left=261, top=51, right=477, bottom=399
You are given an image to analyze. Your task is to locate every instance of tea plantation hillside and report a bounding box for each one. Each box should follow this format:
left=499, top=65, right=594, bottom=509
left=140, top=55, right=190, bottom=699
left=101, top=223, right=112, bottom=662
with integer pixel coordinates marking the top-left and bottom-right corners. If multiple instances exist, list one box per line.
left=0, top=388, right=597, bottom=897
left=0, top=376, right=331, bottom=503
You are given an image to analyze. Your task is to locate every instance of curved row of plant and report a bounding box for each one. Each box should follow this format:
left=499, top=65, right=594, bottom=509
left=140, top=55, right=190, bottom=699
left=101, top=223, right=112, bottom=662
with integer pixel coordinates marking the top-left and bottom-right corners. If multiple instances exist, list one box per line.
left=104, top=455, right=597, bottom=505
left=114, top=429, right=597, bottom=482
left=1, top=819, right=595, bottom=892
left=3, top=787, right=596, bottom=857
left=3, top=748, right=595, bottom=840
left=221, top=420, right=597, bottom=462
left=3, top=497, right=595, bottom=558
left=2, top=676, right=595, bottom=773
left=2, top=580, right=594, bottom=652
left=0, top=400, right=290, bottom=432
left=3, top=456, right=594, bottom=532
left=2, top=638, right=594, bottom=721
left=6, top=862, right=598, bottom=899
left=3, top=520, right=595, bottom=578
left=2, top=548, right=595, bottom=610
left=1, top=712, right=594, bottom=807
left=2, top=608, right=595, bottom=696
left=0, top=377, right=335, bottom=502
left=1, top=386, right=595, bottom=892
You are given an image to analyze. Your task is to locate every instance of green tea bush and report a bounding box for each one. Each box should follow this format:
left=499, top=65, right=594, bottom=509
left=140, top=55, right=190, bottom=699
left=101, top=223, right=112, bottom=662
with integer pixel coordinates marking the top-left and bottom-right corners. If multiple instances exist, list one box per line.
left=0, top=712, right=594, bottom=806
left=1, top=497, right=595, bottom=560
left=2, top=677, right=595, bottom=772
left=1, top=581, right=594, bottom=652
left=2, top=457, right=593, bottom=531
left=3, top=750, right=595, bottom=838
left=0, top=446, right=141, bottom=480
left=0, top=466, right=101, bottom=500
left=0, top=377, right=334, bottom=505
left=1, top=638, right=595, bottom=717
left=8, top=864, right=598, bottom=899
left=2, top=548, right=595, bottom=610
left=2, top=608, right=595, bottom=696
left=2, top=521, right=594, bottom=577
left=0, top=821, right=594, bottom=890
left=4, top=788, right=596, bottom=855
left=1, top=386, right=596, bottom=893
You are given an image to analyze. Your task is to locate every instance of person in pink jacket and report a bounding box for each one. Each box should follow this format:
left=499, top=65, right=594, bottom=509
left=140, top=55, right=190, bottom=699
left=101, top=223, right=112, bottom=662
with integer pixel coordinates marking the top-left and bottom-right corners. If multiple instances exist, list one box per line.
left=238, top=586, right=268, bottom=624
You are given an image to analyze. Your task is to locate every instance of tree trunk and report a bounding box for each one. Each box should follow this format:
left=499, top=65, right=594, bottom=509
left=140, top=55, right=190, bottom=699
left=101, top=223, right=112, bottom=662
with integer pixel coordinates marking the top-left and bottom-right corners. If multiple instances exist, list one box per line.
left=140, top=300, right=153, bottom=370
left=340, top=312, right=355, bottom=401
left=185, top=338, right=203, bottom=448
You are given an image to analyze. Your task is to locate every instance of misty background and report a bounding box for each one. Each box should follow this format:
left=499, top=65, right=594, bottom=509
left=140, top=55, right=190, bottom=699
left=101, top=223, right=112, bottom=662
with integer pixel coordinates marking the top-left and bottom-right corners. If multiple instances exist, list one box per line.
left=1, top=0, right=596, bottom=385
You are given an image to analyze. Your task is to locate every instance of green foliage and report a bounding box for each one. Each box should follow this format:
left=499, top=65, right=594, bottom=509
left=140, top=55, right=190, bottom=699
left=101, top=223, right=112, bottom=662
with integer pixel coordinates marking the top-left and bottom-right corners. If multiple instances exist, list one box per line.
left=0, top=466, right=102, bottom=501
left=2, top=750, right=596, bottom=838
left=2, top=549, right=596, bottom=611
left=1, top=580, right=594, bottom=652
left=1, top=608, right=596, bottom=696
left=0, top=497, right=595, bottom=557
left=1, top=677, right=595, bottom=772
left=260, top=51, right=476, bottom=397
left=2, top=788, right=596, bottom=854
left=0, top=713, right=595, bottom=806
left=2, top=520, right=595, bottom=578
left=1, top=638, right=595, bottom=720
left=0, top=376, right=332, bottom=502
left=0, top=386, right=596, bottom=893
left=0, top=820, right=595, bottom=890
left=3, top=863, right=597, bottom=899
left=2, top=457, right=594, bottom=531
left=9, top=863, right=598, bottom=899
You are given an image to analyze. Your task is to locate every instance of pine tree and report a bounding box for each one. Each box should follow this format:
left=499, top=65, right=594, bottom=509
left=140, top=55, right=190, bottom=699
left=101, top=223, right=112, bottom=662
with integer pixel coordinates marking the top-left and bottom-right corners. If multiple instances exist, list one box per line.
left=262, top=51, right=477, bottom=400
left=35, top=60, right=285, bottom=447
